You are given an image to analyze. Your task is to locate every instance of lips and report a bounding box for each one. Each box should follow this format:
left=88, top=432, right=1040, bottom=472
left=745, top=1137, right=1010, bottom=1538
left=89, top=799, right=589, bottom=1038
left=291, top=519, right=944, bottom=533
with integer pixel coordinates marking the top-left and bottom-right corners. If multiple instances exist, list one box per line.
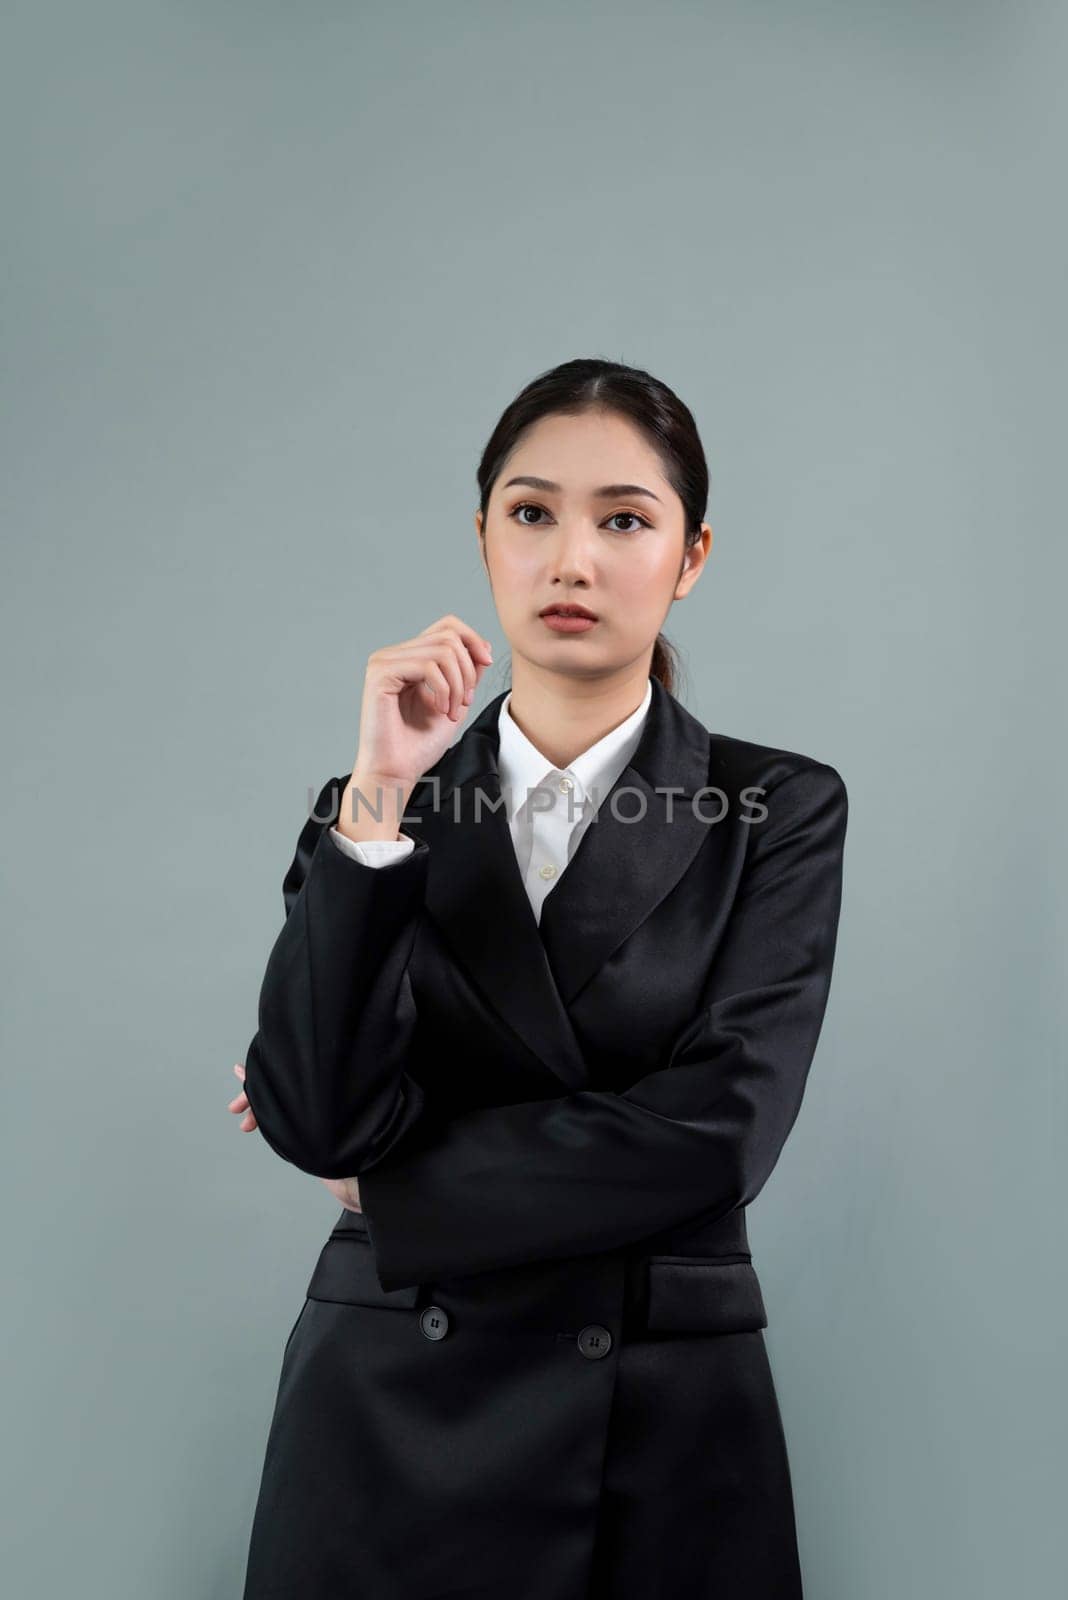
left=540, top=605, right=599, bottom=620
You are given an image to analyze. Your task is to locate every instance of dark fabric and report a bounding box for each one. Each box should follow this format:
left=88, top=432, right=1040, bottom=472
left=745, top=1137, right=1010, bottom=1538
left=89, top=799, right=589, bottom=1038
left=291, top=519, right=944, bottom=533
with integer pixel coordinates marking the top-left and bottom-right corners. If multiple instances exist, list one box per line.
left=242, top=1221, right=801, bottom=1599
left=241, top=676, right=847, bottom=1598
left=587, top=1327, right=803, bottom=1599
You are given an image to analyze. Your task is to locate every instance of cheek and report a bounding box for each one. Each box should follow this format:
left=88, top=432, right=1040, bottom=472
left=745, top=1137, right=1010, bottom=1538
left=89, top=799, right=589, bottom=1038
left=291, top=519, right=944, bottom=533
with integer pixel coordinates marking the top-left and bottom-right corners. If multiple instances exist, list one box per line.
left=497, top=547, right=543, bottom=589
left=615, top=554, right=675, bottom=611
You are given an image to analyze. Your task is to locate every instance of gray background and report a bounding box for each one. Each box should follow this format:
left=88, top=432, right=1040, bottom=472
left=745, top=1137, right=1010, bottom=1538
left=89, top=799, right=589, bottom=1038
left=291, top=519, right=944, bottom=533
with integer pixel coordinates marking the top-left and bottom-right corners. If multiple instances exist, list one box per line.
left=2, top=2, right=1064, bottom=1595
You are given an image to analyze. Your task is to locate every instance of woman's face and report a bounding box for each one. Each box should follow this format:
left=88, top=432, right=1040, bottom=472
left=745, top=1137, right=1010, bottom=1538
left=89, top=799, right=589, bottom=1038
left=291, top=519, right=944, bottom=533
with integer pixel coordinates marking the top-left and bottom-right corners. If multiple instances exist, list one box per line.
left=476, top=408, right=711, bottom=681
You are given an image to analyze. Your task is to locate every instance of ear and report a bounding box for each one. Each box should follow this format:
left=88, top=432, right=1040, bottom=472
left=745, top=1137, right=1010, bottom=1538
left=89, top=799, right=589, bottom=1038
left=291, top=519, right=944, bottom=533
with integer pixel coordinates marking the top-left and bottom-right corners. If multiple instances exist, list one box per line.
left=675, top=524, right=712, bottom=598
left=474, top=509, right=489, bottom=575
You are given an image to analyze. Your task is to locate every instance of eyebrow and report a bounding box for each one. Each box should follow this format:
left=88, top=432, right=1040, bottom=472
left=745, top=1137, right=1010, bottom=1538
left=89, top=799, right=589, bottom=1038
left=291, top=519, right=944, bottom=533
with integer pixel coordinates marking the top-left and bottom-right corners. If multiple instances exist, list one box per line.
left=502, top=474, right=663, bottom=506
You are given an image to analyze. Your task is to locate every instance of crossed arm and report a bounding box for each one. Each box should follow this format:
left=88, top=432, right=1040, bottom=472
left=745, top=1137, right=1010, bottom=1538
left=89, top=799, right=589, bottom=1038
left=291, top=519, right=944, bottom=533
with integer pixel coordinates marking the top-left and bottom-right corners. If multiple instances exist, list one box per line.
left=240, top=763, right=848, bottom=1291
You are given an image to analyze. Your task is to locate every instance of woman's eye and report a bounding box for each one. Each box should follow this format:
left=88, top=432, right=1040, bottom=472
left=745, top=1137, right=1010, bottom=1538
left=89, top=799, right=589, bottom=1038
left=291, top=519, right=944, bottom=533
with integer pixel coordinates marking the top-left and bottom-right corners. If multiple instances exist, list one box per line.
left=509, top=503, right=649, bottom=533
left=512, top=502, right=547, bottom=526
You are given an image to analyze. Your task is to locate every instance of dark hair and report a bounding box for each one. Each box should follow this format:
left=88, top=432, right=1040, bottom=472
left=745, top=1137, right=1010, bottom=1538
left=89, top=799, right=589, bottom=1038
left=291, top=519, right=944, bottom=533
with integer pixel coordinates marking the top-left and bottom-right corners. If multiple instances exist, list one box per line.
left=475, top=356, right=708, bottom=699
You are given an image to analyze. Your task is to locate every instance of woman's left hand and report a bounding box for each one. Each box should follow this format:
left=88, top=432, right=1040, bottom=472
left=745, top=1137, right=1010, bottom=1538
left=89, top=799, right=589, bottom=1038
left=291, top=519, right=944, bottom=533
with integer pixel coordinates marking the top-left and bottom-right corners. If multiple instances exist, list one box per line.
left=227, top=1061, right=363, bottom=1212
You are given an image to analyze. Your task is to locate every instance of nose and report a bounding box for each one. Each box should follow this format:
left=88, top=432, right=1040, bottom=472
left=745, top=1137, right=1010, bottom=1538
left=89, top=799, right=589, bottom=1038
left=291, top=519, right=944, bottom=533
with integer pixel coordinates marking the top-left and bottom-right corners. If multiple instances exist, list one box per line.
left=545, top=520, right=598, bottom=587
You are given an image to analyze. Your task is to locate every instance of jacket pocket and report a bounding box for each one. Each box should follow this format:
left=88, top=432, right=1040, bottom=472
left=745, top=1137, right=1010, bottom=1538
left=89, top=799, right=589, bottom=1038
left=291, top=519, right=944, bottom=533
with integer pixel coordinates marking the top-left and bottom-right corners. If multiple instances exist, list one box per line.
left=644, top=1254, right=768, bottom=1334
left=306, top=1233, right=420, bottom=1310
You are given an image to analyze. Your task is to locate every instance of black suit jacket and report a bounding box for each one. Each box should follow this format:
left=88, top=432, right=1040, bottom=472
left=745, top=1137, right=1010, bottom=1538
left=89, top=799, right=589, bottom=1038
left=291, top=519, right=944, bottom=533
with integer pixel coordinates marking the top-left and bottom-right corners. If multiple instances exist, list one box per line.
left=244, top=675, right=847, bottom=1291
left=241, top=674, right=848, bottom=1599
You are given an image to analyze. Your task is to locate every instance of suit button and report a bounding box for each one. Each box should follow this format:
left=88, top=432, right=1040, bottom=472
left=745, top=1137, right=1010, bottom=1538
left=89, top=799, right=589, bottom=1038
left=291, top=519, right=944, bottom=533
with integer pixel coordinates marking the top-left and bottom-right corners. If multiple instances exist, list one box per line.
left=419, top=1304, right=450, bottom=1340
left=577, top=1324, right=612, bottom=1359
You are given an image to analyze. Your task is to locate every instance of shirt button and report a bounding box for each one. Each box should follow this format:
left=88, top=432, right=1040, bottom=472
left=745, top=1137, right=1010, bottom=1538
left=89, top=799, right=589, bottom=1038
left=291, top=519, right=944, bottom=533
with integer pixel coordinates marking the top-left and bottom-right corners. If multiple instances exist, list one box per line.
left=419, top=1304, right=450, bottom=1340
left=577, top=1324, right=613, bottom=1359
left=538, top=863, right=557, bottom=880
left=558, top=777, right=573, bottom=793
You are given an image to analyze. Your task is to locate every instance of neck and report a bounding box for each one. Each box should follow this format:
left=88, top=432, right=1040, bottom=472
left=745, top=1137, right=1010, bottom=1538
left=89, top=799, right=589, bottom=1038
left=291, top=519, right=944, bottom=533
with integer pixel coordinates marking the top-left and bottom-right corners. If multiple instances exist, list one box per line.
left=504, top=661, right=651, bottom=771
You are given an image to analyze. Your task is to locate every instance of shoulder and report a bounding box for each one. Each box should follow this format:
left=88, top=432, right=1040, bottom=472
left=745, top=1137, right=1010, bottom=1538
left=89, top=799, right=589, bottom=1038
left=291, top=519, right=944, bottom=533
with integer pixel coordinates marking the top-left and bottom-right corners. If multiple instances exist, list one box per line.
left=669, top=687, right=846, bottom=803
left=685, top=729, right=849, bottom=886
left=703, top=728, right=846, bottom=806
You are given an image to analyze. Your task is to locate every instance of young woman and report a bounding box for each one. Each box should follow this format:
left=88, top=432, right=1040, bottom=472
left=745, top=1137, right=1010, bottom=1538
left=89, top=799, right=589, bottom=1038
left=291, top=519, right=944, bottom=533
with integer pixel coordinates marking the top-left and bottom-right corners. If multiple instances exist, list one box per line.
left=232, top=358, right=848, bottom=1599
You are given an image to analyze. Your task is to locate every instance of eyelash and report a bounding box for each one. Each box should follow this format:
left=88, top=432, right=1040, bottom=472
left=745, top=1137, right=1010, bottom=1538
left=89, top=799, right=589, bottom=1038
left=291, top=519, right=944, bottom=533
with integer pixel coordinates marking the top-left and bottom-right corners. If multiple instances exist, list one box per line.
left=508, top=502, right=652, bottom=534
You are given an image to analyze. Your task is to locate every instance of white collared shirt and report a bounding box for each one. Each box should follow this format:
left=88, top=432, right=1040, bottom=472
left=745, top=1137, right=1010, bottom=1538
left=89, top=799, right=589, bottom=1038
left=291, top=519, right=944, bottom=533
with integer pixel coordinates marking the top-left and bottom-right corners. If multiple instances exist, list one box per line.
left=330, top=680, right=652, bottom=926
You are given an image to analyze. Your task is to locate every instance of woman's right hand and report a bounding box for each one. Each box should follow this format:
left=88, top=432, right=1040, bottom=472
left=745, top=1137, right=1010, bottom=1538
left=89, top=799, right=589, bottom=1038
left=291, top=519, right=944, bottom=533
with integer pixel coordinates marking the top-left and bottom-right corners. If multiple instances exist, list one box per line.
left=349, top=613, right=494, bottom=797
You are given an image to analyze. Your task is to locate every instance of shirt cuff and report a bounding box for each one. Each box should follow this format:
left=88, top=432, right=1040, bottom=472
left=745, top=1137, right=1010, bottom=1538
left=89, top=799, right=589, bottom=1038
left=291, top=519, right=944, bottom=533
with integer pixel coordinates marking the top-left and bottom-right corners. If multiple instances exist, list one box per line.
left=329, top=826, right=417, bottom=868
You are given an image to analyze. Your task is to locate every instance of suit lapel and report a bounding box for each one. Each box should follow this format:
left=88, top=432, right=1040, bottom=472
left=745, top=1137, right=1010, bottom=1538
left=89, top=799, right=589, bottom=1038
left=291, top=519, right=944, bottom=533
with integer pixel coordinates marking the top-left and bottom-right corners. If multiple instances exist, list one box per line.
left=413, top=754, right=590, bottom=1090
left=404, top=676, right=721, bottom=1092
left=537, top=677, right=718, bottom=1006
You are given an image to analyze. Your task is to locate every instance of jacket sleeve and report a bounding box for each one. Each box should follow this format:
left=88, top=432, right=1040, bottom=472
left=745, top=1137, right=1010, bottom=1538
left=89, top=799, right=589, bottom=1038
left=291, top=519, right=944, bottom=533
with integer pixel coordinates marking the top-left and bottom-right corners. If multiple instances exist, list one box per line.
left=358, top=761, right=848, bottom=1289
left=242, top=776, right=430, bottom=1178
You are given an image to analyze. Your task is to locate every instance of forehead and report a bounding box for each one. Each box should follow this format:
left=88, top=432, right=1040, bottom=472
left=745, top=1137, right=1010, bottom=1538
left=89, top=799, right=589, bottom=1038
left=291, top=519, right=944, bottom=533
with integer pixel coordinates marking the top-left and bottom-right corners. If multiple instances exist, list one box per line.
left=499, top=410, right=669, bottom=493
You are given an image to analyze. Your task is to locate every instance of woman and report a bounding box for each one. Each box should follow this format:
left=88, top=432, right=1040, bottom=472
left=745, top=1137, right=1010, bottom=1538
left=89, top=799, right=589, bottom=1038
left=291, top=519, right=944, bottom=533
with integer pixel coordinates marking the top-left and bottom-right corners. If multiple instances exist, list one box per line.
left=232, top=357, right=848, bottom=1599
